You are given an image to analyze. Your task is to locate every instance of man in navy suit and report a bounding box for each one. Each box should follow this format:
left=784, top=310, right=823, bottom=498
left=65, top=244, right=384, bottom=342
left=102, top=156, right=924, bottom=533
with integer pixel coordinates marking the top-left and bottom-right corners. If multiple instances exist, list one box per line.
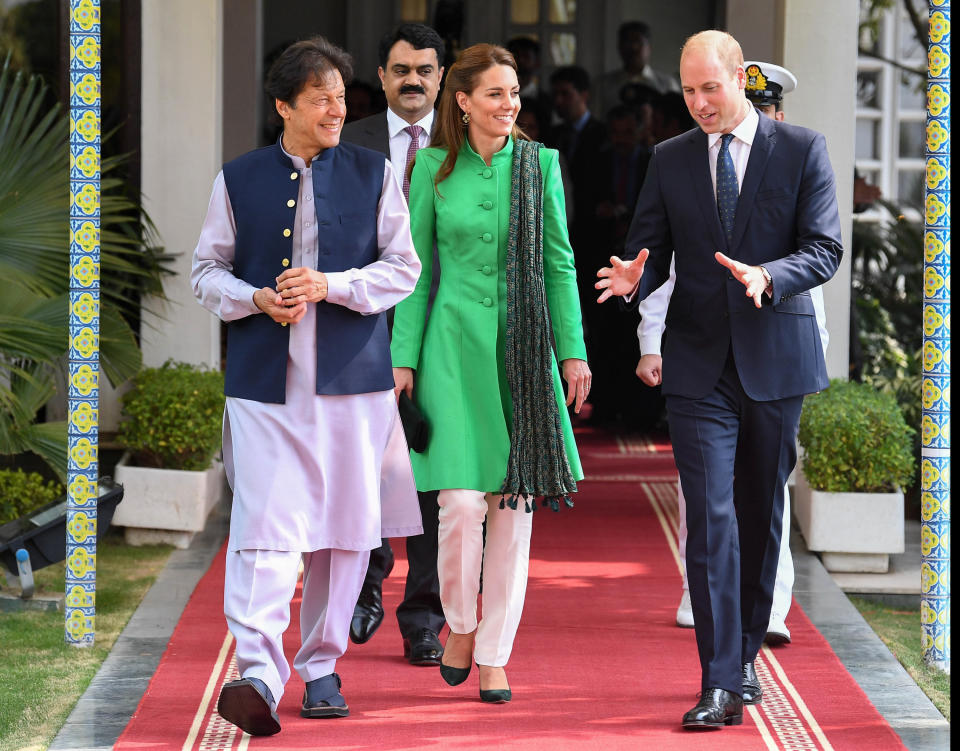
left=340, top=23, right=446, bottom=668
left=596, top=30, right=842, bottom=729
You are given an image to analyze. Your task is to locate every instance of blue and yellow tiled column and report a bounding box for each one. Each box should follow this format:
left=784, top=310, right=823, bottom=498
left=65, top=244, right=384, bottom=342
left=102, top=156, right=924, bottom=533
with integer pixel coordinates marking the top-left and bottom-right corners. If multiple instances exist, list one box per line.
left=66, top=0, right=101, bottom=647
left=922, top=0, right=950, bottom=673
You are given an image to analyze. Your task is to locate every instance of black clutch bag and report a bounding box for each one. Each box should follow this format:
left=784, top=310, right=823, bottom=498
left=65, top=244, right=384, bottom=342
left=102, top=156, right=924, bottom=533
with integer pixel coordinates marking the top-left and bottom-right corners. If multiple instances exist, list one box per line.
left=398, top=392, right=429, bottom=453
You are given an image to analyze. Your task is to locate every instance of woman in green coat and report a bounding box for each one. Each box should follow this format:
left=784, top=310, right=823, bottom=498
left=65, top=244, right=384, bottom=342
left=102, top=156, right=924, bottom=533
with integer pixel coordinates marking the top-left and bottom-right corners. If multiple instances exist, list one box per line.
left=391, top=44, right=590, bottom=704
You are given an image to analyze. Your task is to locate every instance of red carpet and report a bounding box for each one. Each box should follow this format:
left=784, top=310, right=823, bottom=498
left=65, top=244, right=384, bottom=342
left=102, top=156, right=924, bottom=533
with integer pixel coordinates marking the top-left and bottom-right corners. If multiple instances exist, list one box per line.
left=116, top=428, right=907, bottom=749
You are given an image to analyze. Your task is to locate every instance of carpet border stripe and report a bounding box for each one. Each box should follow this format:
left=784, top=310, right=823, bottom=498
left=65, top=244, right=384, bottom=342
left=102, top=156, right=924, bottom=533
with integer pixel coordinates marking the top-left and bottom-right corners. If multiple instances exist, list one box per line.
left=643, top=479, right=825, bottom=751
left=183, top=631, right=233, bottom=751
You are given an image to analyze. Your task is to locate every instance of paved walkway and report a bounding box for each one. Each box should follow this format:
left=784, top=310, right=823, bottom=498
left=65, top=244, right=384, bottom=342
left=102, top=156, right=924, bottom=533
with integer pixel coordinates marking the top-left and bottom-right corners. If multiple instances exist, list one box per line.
left=50, top=498, right=949, bottom=750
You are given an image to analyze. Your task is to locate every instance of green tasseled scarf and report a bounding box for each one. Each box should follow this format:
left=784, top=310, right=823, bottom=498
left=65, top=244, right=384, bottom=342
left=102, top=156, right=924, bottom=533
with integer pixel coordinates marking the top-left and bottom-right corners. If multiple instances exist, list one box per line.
left=499, top=139, right=577, bottom=513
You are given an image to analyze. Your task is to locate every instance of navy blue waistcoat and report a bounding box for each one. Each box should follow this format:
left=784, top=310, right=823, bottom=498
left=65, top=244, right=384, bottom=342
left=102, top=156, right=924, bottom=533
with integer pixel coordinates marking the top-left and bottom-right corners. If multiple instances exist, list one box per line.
left=221, top=140, right=393, bottom=403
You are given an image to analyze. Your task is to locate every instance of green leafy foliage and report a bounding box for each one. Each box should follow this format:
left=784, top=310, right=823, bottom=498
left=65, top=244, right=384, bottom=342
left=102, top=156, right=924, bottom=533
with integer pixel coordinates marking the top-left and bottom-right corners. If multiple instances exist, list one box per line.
left=0, top=56, right=173, bottom=479
left=117, top=362, right=225, bottom=471
left=799, top=379, right=915, bottom=493
left=0, top=468, right=64, bottom=526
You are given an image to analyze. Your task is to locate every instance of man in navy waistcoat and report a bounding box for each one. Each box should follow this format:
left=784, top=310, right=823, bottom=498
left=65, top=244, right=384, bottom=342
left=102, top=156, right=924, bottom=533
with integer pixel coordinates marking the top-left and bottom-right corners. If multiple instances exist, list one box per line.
left=191, top=36, right=422, bottom=735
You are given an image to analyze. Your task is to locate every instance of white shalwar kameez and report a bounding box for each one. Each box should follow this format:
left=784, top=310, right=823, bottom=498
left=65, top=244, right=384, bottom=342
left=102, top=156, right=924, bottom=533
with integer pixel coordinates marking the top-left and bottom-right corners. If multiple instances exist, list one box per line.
left=191, top=146, right=421, bottom=703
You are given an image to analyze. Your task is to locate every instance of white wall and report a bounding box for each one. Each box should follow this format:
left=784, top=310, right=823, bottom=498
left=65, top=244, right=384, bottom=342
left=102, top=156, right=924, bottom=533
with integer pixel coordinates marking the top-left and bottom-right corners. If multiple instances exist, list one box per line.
left=139, top=0, right=224, bottom=370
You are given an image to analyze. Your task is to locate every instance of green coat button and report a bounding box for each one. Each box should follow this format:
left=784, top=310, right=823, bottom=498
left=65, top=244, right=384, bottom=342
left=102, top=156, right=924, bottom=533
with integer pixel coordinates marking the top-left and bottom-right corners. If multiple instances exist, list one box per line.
left=482, top=168, right=493, bottom=178
left=481, top=265, right=492, bottom=275
left=482, top=297, right=493, bottom=307
left=481, top=232, right=493, bottom=242
left=482, top=200, right=493, bottom=210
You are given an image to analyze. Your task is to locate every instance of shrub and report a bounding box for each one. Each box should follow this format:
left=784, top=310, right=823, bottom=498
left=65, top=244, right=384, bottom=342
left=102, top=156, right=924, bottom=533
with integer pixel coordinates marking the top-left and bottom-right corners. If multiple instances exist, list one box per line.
left=0, top=469, right=65, bottom=526
left=117, top=361, right=225, bottom=471
left=798, top=378, right=915, bottom=493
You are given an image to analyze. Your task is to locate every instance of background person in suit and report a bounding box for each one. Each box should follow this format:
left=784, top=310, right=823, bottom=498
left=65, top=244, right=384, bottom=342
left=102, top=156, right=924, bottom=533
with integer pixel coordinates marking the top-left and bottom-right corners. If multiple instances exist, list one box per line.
left=596, top=30, right=842, bottom=729
left=548, top=65, right=611, bottom=422
left=594, top=21, right=681, bottom=117
left=635, top=61, right=827, bottom=645
left=340, top=22, right=447, bottom=668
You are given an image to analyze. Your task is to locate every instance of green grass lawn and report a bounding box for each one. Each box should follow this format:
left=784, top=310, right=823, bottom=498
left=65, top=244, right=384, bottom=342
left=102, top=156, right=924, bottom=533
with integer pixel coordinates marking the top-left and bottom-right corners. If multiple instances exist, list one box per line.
left=0, top=530, right=174, bottom=751
left=850, top=596, right=951, bottom=720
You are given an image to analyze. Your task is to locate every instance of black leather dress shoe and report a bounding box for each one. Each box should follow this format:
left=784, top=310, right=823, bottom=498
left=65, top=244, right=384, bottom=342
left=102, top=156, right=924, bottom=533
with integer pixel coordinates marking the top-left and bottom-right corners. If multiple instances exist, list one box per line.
left=681, top=688, right=743, bottom=729
left=742, top=661, right=763, bottom=704
left=217, top=678, right=281, bottom=736
left=403, top=628, right=443, bottom=665
left=350, top=587, right=385, bottom=644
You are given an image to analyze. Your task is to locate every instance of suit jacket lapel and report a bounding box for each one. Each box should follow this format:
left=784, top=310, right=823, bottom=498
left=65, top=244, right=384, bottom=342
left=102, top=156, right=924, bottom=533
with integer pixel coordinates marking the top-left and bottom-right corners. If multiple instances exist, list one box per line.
left=374, top=115, right=390, bottom=157
left=686, top=129, right=727, bottom=251
left=730, top=114, right=776, bottom=250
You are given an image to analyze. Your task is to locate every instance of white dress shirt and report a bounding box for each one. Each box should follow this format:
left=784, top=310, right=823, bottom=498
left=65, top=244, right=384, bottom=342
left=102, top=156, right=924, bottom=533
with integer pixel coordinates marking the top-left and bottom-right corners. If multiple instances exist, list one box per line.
left=707, top=105, right=759, bottom=197
left=386, top=106, right=434, bottom=192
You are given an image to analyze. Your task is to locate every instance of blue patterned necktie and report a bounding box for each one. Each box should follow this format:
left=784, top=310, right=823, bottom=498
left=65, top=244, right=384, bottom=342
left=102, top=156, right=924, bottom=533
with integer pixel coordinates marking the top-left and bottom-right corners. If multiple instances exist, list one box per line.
left=716, top=133, right=738, bottom=240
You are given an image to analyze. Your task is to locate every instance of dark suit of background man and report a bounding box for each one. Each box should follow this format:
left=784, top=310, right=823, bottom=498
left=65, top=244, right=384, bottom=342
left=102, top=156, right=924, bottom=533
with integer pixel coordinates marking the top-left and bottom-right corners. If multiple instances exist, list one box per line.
left=340, top=22, right=446, bottom=667
left=596, top=30, right=842, bottom=730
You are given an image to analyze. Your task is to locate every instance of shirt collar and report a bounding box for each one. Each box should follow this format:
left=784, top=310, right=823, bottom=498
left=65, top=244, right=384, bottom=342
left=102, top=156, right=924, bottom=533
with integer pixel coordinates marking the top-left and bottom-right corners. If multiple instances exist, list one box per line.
left=572, top=109, right=592, bottom=133
left=707, top=103, right=759, bottom=150
left=387, top=106, right=435, bottom=139
left=279, top=136, right=320, bottom=169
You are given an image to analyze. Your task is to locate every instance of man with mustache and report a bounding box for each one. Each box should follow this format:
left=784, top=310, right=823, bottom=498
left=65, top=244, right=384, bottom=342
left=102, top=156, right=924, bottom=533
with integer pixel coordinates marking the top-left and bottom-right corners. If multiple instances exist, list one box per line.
left=340, top=23, right=447, bottom=668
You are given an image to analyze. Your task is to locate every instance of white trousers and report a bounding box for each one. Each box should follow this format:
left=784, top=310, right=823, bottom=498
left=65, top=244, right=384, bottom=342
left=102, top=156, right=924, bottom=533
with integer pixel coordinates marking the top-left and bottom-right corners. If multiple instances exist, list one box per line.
left=224, top=548, right=369, bottom=704
left=677, top=480, right=794, bottom=623
left=437, top=490, right=533, bottom=667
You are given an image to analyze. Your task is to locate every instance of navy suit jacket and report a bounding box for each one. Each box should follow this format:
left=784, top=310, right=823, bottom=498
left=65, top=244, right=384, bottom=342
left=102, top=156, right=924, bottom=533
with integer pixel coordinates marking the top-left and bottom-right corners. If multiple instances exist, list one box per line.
left=626, top=111, right=843, bottom=402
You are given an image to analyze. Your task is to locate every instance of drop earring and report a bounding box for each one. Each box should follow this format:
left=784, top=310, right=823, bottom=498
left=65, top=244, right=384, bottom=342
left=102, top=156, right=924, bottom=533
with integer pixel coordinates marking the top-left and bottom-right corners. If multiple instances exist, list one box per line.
left=461, top=111, right=470, bottom=125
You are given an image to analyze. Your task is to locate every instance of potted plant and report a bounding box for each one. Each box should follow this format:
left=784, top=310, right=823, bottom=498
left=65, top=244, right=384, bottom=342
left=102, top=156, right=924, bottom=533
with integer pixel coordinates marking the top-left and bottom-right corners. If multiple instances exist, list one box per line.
left=794, top=378, right=916, bottom=573
left=112, top=361, right=225, bottom=548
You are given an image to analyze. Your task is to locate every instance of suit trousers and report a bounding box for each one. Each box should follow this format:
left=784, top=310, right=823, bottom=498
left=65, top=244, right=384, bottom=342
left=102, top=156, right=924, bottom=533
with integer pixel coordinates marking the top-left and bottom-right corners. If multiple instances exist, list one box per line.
left=666, top=350, right=803, bottom=694
left=437, top=490, right=533, bottom=667
left=677, top=479, right=795, bottom=625
left=224, top=547, right=369, bottom=704
left=364, top=490, right=445, bottom=637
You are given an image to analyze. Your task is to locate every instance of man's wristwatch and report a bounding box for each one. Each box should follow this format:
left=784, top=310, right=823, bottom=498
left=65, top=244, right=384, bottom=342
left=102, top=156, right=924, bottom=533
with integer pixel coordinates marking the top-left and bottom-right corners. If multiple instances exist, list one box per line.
left=759, top=266, right=772, bottom=292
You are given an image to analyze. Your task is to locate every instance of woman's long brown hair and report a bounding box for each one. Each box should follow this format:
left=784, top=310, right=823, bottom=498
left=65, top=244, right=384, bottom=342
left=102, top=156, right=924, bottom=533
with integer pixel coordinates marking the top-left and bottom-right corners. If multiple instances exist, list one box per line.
left=427, top=43, right=529, bottom=189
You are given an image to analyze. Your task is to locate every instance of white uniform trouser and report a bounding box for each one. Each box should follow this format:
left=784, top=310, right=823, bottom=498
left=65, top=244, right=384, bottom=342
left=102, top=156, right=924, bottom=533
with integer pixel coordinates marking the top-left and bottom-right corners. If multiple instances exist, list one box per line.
left=437, top=490, right=533, bottom=667
left=224, top=548, right=370, bottom=704
left=678, top=480, right=794, bottom=624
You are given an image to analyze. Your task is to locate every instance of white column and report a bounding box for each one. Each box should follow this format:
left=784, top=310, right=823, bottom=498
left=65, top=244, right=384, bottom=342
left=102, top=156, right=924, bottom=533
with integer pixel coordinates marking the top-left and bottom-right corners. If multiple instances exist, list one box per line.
left=729, top=0, right=857, bottom=380
left=139, top=0, right=224, bottom=368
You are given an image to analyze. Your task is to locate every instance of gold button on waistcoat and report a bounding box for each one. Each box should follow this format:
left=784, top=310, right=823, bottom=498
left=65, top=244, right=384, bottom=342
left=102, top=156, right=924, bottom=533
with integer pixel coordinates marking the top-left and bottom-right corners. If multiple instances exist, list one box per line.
left=282, top=258, right=290, bottom=267
left=283, top=228, right=292, bottom=237
left=290, top=172, right=298, bottom=180
left=287, top=199, right=295, bottom=207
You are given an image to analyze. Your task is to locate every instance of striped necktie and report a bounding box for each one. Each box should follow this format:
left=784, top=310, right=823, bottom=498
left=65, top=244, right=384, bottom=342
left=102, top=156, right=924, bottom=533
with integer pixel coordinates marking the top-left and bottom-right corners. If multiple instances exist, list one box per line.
left=716, top=133, right=738, bottom=240
left=402, top=125, right=423, bottom=202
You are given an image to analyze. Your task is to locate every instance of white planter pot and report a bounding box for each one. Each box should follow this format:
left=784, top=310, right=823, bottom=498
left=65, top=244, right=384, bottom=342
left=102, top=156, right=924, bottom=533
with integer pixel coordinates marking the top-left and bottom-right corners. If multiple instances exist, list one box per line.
left=112, top=453, right=225, bottom=549
left=793, top=467, right=904, bottom=573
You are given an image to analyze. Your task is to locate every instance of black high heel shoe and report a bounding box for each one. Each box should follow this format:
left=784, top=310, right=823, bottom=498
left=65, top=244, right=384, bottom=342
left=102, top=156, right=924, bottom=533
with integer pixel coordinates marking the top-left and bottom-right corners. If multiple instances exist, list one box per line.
left=477, top=664, right=511, bottom=703
left=440, top=631, right=474, bottom=686
left=439, top=661, right=471, bottom=686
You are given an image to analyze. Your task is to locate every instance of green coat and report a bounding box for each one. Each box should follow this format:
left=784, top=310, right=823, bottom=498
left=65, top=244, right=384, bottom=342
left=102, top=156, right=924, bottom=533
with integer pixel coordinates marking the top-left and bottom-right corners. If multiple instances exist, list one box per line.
left=391, top=137, right=587, bottom=493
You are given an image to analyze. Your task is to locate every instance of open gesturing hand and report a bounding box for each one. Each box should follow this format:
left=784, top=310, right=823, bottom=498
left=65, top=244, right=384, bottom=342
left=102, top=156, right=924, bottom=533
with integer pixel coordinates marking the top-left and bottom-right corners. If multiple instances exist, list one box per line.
left=714, top=252, right=770, bottom=309
left=595, top=249, right=649, bottom=303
